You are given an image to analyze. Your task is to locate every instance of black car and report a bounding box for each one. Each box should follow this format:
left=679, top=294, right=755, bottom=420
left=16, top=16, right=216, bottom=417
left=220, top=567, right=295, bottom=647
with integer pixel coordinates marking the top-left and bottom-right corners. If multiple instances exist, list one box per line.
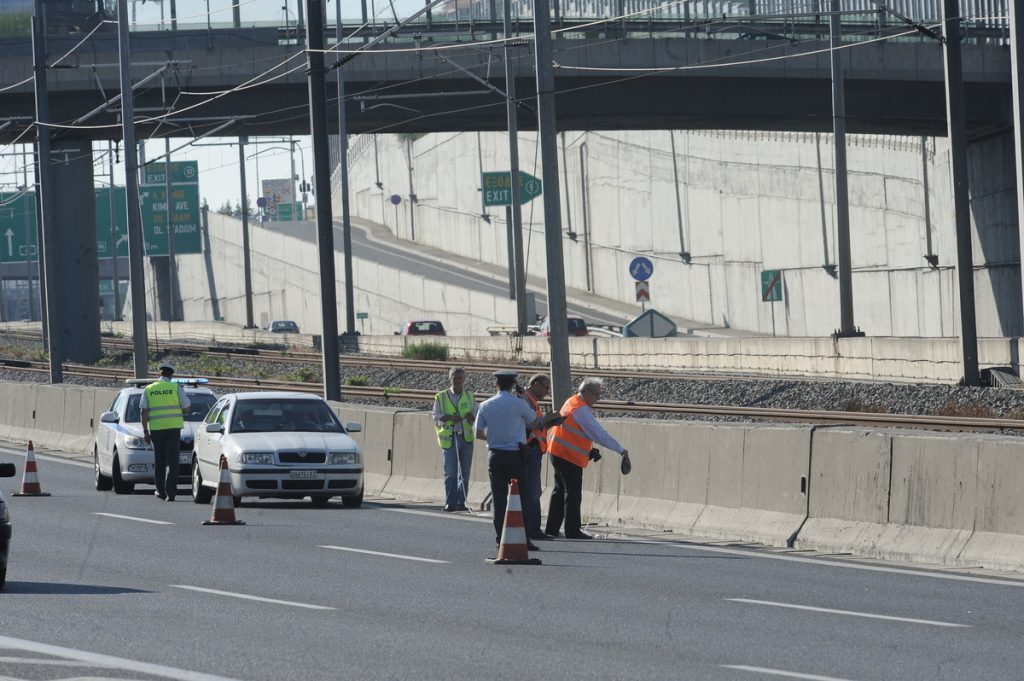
left=0, top=462, right=16, bottom=589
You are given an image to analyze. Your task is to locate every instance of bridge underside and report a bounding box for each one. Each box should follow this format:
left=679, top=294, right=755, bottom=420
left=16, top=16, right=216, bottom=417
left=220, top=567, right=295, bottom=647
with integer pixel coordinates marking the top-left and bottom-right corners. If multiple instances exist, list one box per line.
left=0, top=28, right=1012, bottom=142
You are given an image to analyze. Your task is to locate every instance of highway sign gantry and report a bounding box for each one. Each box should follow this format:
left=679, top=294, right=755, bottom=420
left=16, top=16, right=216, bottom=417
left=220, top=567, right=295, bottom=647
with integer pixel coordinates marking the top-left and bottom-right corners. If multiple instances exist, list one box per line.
left=481, top=171, right=543, bottom=207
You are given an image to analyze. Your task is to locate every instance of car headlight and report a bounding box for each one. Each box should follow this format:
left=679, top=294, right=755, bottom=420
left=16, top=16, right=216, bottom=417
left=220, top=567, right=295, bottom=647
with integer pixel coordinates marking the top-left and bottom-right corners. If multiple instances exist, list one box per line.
left=330, top=451, right=360, bottom=465
left=124, top=435, right=149, bottom=449
left=240, top=452, right=274, bottom=465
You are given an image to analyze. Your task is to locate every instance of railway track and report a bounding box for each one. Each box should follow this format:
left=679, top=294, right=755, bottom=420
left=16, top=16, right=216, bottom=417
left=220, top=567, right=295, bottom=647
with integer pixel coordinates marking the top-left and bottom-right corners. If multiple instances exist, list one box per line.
left=2, top=356, right=1022, bottom=434
left=0, top=330, right=851, bottom=385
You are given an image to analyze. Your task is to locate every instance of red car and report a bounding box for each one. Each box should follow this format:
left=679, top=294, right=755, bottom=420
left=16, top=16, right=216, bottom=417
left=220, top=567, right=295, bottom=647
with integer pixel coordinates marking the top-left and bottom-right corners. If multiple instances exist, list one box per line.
left=398, top=320, right=447, bottom=336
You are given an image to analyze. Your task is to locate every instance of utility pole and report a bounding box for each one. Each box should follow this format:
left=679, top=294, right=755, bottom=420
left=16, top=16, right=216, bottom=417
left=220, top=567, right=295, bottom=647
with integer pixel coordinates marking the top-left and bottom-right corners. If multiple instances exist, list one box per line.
left=22, top=145, right=35, bottom=322
left=164, top=137, right=177, bottom=322
left=109, top=140, right=121, bottom=320
left=117, top=0, right=150, bottom=379
left=532, top=0, right=571, bottom=404
left=1011, top=0, right=1024, bottom=332
left=238, top=137, right=254, bottom=328
left=336, top=0, right=356, bottom=335
left=504, top=0, right=528, bottom=336
left=942, top=0, right=979, bottom=386
left=31, top=0, right=62, bottom=383
left=830, top=0, right=860, bottom=339
left=306, top=0, right=341, bottom=400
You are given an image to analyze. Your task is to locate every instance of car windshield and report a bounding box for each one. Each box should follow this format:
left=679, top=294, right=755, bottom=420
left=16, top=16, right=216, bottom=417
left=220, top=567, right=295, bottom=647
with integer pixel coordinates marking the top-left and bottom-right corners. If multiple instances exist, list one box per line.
left=568, top=318, right=587, bottom=333
left=125, top=392, right=217, bottom=423
left=230, top=398, right=344, bottom=434
left=272, top=321, right=298, bottom=332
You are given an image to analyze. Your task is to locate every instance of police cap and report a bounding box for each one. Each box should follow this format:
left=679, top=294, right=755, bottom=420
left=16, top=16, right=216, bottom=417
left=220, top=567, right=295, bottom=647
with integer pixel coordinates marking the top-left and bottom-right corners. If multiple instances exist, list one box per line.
left=493, top=369, right=517, bottom=379
left=157, top=362, right=175, bottom=373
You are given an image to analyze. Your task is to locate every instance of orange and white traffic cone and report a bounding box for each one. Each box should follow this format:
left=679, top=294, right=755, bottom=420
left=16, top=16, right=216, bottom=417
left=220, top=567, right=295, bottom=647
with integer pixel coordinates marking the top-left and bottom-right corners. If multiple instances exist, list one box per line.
left=202, top=455, right=245, bottom=526
left=12, top=441, right=50, bottom=497
left=486, top=479, right=541, bottom=565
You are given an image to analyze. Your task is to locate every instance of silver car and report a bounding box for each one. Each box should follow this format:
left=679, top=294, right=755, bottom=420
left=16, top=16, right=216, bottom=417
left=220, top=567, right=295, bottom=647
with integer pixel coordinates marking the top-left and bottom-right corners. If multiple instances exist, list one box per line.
left=94, top=380, right=218, bottom=494
left=192, top=392, right=364, bottom=507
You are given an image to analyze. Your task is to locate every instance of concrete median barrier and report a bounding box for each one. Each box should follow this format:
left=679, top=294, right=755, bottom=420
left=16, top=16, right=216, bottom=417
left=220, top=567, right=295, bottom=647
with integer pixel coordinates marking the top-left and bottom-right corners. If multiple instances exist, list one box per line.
left=691, top=424, right=810, bottom=547
left=384, top=411, right=444, bottom=503
left=959, top=438, right=1024, bottom=571
left=56, top=386, right=102, bottom=454
left=880, top=433, right=977, bottom=565
left=29, top=385, right=66, bottom=450
left=794, top=428, right=892, bottom=556
left=336, top=406, right=397, bottom=496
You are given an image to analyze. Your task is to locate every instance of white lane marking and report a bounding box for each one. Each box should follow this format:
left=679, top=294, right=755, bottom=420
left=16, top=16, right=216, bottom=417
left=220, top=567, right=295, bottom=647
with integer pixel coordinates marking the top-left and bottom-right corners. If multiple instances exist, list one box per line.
left=320, top=545, right=450, bottom=564
left=93, top=512, right=174, bottom=526
left=722, top=665, right=859, bottom=681
left=622, top=537, right=1024, bottom=589
left=725, top=598, right=970, bottom=628
left=0, top=634, right=245, bottom=681
left=382, top=507, right=491, bottom=524
left=0, top=654, right=120, bottom=668
left=169, top=585, right=336, bottom=611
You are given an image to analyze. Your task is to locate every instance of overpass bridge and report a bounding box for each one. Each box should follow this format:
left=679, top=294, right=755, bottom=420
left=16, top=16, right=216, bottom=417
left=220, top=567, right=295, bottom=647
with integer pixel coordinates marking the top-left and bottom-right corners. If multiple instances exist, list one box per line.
left=0, top=6, right=1013, bottom=144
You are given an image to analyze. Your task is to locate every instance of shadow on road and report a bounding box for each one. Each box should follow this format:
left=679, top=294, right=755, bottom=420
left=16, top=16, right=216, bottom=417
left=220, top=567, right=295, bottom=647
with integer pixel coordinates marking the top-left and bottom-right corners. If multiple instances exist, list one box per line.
left=2, top=582, right=150, bottom=595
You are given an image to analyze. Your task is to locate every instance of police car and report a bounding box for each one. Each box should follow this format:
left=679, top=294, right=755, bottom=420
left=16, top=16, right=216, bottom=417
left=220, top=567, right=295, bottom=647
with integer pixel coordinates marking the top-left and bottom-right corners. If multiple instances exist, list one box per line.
left=93, top=379, right=218, bottom=494
left=0, top=461, right=16, bottom=589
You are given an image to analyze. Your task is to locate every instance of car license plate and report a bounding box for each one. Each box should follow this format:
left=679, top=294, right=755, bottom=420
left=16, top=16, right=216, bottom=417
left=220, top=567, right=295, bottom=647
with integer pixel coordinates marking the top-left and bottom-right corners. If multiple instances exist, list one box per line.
left=179, top=453, right=190, bottom=464
left=290, top=470, right=321, bottom=479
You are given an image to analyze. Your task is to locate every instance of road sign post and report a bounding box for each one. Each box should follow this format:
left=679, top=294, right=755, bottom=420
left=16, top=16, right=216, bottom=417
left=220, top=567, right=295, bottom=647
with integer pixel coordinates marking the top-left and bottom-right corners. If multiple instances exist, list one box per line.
left=761, top=269, right=783, bottom=336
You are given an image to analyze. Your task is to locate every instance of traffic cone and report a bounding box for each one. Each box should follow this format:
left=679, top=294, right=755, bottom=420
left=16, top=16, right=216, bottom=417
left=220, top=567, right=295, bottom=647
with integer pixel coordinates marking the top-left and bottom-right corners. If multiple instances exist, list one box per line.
left=12, top=441, right=50, bottom=497
left=486, top=479, right=541, bottom=565
left=202, top=455, right=245, bottom=526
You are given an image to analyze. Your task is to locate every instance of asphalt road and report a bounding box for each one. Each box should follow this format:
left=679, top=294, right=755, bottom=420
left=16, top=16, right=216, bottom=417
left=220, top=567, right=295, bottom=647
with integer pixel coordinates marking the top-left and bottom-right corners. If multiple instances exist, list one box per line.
left=267, top=219, right=632, bottom=328
left=3, top=443, right=1024, bottom=681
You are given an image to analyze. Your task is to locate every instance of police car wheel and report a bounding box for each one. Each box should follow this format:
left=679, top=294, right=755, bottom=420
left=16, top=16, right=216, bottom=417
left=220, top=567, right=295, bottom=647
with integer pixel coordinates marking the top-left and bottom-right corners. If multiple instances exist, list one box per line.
left=94, top=448, right=113, bottom=491
left=310, top=495, right=330, bottom=507
left=111, top=454, right=135, bottom=495
left=341, top=488, right=364, bottom=509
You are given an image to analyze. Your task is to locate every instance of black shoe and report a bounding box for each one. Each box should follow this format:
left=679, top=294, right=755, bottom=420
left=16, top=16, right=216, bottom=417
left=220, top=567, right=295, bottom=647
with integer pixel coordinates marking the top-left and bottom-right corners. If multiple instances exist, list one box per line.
left=165, top=497, right=175, bottom=502
left=529, top=533, right=551, bottom=541
left=455, top=504, right=469, bottom=512
left=154, top=491, right=166, bottom=500
left=543, top=531, right=561, bottom=539
left=565, top=531, right=595, bottom=540
left=527, top=542, right=541, bottom=551
left=442, top=505, right=456, bottom=512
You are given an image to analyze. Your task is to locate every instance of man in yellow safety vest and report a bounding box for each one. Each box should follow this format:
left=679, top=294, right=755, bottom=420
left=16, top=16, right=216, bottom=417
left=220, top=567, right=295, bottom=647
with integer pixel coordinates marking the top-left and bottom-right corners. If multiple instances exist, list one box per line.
left=432, top=367, right=478, bottom=512
left=141, top=362, right=191, bottom=502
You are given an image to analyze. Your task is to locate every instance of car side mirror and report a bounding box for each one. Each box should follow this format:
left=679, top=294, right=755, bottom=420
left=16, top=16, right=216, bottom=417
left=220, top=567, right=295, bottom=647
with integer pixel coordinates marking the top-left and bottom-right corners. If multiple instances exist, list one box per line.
left=345, top=422, right=362, bottom=433
left=205, top=423, right=224, bottom=434
left=0, top=463, right=15, bottom=477
left=100, top=411, right=118, bottom=423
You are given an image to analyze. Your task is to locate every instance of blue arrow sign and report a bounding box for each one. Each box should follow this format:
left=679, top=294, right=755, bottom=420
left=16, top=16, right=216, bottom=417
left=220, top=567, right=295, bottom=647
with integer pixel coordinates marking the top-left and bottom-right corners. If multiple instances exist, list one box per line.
left=629, top=256, right=654, bottom=281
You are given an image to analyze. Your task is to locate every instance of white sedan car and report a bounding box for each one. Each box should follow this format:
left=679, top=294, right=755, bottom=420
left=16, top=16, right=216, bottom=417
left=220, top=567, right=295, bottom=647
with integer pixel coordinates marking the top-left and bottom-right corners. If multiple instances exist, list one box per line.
left=94, top=380, right=218, bottom=494
left=192, top=392, right=364, bottom=507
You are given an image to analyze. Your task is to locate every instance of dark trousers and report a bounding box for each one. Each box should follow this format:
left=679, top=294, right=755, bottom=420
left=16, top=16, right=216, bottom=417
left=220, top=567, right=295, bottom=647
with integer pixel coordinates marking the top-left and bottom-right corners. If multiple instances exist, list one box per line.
left=151, top=428, right=181, bottom=498
left=523, top=443, right=544, bottom=537
left=488, top=448, right=526, bottom=543
left=545, top=454, right=584, bottom=537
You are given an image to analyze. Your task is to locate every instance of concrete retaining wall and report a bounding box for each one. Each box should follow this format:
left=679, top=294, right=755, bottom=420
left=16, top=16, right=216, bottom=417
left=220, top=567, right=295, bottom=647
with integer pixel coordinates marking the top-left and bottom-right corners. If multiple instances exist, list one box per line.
left=9, top=380, right=1024, bottom=571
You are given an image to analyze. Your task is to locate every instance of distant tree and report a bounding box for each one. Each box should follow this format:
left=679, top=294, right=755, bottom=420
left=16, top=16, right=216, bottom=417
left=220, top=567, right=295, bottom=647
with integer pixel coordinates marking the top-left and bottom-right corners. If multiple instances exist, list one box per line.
left=217, top=200, right=232, bottom=215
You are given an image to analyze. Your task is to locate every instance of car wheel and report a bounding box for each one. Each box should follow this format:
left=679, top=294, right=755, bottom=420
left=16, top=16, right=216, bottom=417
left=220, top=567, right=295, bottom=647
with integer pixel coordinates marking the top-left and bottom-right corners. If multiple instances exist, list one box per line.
left=192, top=458, right=213, bottom=504
left=0, top=562, right=5, bottom=590
left=111, top=453, right=134, bottom=495
left=310, top=495, right=330, bottom=507
left=341, top=487, right=364, bottom=508
left=94, top=447, right=112, bottom=491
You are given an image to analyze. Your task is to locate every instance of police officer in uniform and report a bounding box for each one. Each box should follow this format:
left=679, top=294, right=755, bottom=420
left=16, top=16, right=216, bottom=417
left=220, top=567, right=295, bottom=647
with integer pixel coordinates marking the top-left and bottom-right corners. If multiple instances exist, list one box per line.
left=141, top=362, right=191, bottom=501
left=475, top=370, right=563, bottom=550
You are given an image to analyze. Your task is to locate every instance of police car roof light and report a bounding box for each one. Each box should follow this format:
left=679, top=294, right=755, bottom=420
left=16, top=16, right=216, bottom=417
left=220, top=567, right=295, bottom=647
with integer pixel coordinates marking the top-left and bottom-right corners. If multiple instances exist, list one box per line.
left=172, top=377, right=209, bottom=386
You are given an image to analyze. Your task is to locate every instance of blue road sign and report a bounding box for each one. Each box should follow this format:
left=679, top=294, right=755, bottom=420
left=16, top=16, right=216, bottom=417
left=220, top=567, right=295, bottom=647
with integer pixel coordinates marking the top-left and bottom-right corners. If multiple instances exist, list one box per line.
left=629, top=256, right=654, bottom=281
left=390, top=194, right=402, bottom=206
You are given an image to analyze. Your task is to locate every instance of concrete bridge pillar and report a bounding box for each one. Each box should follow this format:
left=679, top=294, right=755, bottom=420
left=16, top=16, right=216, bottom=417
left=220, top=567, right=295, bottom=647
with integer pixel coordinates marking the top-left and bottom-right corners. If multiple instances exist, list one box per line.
left=48, top=139, right=100, bottom=363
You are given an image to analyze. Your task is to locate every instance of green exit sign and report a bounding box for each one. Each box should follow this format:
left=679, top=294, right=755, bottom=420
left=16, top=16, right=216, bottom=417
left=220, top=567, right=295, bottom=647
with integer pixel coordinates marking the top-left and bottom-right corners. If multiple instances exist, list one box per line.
left=481, top=171, right=542, bottom=207
left=356, top=312, right=369, bottom=320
